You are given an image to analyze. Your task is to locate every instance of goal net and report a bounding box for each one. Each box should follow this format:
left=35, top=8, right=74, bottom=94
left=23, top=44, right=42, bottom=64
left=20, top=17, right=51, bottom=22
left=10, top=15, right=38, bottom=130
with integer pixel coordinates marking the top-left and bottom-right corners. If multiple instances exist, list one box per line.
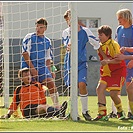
left=0, top=1, right=78, bottom=121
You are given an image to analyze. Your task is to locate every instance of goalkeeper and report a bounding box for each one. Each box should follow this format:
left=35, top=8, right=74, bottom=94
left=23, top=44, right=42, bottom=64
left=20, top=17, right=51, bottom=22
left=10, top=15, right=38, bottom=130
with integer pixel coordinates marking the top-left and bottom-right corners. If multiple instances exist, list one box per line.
left=0, top=68, right=67, bottom=119
left=21, top=17, right=60, bottom=109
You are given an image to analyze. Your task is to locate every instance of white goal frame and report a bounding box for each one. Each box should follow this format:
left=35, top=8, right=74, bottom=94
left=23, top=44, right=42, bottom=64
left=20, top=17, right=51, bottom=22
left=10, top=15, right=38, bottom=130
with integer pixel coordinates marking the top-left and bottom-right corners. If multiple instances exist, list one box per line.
left=2, top=1, right=78, bottom=121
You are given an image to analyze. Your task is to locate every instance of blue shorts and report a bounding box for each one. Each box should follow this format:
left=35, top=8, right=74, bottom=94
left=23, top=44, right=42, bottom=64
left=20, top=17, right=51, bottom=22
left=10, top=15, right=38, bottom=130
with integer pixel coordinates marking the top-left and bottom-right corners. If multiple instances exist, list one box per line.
left=126, top=68, right=133, bottom=82
left=36, top=66, right=52, bottom=83
left=64, top=62, right=87, bottom=87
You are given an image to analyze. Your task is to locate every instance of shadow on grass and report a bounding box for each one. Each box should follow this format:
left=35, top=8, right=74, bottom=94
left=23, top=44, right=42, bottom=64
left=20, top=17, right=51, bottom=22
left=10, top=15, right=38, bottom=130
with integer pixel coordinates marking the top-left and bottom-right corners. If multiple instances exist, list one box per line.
left=76, top=118, right=133, bottom=128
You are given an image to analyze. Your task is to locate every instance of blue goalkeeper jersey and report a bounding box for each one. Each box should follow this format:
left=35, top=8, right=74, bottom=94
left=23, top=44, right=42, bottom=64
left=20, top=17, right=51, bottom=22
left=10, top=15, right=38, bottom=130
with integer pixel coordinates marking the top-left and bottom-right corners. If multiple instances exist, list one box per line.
left=21, top=32, right=52, bottom=68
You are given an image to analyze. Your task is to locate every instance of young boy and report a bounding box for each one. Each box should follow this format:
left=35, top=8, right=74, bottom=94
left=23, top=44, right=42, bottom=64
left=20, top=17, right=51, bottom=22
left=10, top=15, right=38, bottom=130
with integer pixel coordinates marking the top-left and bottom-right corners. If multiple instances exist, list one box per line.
left=0, top=67, right=67, bottom=119
left=93, top=25, right=127, bottom=121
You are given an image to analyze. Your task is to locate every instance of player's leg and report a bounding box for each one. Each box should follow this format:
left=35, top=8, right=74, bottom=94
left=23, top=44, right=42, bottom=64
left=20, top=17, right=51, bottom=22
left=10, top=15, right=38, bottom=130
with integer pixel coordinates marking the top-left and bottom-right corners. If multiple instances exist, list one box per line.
left=126, top=69, right=133, bottom=118
left=110, top=90, right=126, bottom=120
left=38, top=66, right=60, bottom=109
left=78, top=66, right=92, bottom=121
left=126, top=80, right=133, bottom=119
left=108, top=92, right=120, bottom=118
left=36, top=101, right=68, bottom=118
left=109, top=76, right=126, bottom=120
left=93, top=81, right=108, bottom=121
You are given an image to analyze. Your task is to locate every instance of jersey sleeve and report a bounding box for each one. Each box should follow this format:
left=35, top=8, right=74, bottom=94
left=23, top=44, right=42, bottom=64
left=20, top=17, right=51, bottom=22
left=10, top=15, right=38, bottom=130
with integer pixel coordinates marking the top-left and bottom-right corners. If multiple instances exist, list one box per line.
left=83, top=27, right=100, bottom=50
left=8, top=87, right=20, bottom=112
left=62, top=29, right=70, bottom=47
left=45, top=39, right=52, bottom=60
left=22, top=33, right=32, bottom=55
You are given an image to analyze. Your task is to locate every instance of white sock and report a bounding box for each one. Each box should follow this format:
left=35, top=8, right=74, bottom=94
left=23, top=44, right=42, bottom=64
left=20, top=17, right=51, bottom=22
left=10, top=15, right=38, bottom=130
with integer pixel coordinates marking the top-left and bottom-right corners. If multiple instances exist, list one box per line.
left=79, top=93, right=88, bottom=114
left=49, top=92, right=60, bottom=108
left=112, top=94, right=121, bottom=114
left=128, top=99, right=131, bottom=112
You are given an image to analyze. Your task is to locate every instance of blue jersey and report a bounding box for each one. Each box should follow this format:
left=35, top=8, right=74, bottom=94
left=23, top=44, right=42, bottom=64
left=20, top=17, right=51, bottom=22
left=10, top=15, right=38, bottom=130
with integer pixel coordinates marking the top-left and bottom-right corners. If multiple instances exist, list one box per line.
left=62, top=26, right=100, bottom=86
left=62, top=26, right=100, bottom=70
left=115, top=25, right=133, bottom=82
left=21, top=32, right=53, bottom=83
left=21, top=32, right=52, bottom=68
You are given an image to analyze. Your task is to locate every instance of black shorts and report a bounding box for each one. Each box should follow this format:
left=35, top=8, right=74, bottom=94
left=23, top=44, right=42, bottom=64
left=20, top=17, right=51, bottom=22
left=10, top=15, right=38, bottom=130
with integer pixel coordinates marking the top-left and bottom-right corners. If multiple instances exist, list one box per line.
left=23, top=104, right=38, bottom=118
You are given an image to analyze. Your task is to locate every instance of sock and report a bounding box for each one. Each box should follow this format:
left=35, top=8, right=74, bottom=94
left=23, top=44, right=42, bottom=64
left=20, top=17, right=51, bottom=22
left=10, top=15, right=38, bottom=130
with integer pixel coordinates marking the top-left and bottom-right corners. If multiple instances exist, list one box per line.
left=115, top=103, right=123, bottom=113
left=98, top=106, right=107, bottom=116
left=49, top=92, right=60, bottom=108
left=129, top=101, right=133, bottom=114
left=112, top=95, right=120, bottom=115
left=79, top=93, right=88, bottom=114
left=128, top=97, right=131, bottom=112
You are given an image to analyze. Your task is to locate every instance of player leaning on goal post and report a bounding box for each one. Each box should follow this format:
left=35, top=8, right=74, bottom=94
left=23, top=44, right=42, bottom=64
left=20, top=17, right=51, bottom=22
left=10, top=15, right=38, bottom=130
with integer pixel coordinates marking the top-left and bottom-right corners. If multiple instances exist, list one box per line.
left=21, top=18, right=61, bottom=109
left=62, top=9, right=107, bottom=121
left=0, top=68, right=67, bottom=119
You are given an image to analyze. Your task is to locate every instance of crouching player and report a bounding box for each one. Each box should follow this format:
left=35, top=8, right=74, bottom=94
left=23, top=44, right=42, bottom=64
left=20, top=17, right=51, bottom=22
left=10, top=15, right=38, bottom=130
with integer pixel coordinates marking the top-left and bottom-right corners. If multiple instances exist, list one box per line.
left=0, top=67, right=67, bottom=119
left=93, top=25, right=127, bottom=121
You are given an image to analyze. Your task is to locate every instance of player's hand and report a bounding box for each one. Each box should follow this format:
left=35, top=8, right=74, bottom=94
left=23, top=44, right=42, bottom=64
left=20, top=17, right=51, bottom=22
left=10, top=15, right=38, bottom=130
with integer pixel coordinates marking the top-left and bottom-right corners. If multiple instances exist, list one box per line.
left=115, top=54, right=125, bottom=61
left=0, top=114, right=10, bottom=119
left=120, top=47, right=126, bottom=54
left=51, top=72, right=56, bottom=79
left=30, top=68, right=38, bottom=78
left=66, top=43, right=71, bottom=52
left=127, top=60, right=133, bottom=69
left=100, top=59, right=109, bottom=66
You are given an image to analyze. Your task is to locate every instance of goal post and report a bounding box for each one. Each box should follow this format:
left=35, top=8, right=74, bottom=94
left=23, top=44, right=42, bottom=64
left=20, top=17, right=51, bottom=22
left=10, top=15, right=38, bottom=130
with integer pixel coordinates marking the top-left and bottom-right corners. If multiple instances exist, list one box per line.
left=3, top=2, right=9, bottom=108
left=69, top=2, right=78, bottom=121
left=1, top=1, right=78, bottom=121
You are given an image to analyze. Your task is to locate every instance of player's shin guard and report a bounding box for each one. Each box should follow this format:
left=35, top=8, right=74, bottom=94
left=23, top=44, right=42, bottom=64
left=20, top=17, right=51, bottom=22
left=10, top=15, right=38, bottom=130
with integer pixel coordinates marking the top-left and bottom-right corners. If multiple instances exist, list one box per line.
left=49, top=92, right=60, bottom=108
left=129, top=101, right=133, bottom=115
left=98, top=106, right=107, bottom=116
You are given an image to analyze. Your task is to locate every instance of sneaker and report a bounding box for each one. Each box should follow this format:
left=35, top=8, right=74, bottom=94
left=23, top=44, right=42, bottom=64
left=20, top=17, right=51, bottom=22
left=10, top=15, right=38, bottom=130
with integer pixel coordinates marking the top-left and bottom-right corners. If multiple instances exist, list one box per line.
left=93, top=114, right=109, bottom=121
left=82, top=111, right=92, bottom=121
left=108, top=111, right=117, bottom=118
left=57, top=101, right=68, bottom=118
left=127, top=112, right=133, bottom=120
left=117, top=111, right=127, bottom=120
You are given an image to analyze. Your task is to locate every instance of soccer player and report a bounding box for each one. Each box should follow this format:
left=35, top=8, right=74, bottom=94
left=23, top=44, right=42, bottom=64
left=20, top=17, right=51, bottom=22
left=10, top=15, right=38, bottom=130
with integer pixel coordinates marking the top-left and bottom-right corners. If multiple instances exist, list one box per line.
left=110, top=8, right=133, bottom=119
left=62, top=9, right=105, bottom=121
left=0, top=68, right=67, bottom=119
left=21, top=18, right=60, bottom=109
left=93, top=25, right=127, bottom=121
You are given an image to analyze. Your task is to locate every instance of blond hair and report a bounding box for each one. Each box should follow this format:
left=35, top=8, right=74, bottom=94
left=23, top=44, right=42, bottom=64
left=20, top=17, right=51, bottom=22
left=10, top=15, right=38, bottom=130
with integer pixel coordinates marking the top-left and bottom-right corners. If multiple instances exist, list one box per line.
left=116, top=8, right=132, bottom=25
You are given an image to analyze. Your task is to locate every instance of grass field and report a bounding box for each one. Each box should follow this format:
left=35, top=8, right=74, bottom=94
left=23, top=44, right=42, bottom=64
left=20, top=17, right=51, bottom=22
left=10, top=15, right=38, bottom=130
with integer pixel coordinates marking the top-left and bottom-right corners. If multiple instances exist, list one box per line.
left=0, top=96, right=133, bottom=132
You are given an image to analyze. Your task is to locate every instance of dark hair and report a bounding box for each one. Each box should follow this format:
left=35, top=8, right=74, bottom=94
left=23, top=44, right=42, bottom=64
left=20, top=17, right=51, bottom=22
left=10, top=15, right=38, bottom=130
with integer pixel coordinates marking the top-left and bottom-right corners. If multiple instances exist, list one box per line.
left=35, top=18, right=48, bottom=28
left=98, top=25, right=112, bottom=39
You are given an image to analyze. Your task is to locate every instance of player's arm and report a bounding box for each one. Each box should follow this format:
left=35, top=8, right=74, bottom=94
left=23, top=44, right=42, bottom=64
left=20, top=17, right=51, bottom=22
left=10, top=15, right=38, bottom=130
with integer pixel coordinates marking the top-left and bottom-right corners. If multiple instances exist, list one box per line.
left=0, top=88, right=19, bottom=119
left=84, top=28, right=108, bottom=59
left=22, top=34, right=38, bottom=77
left=120, top=47, right=133, bottom=53
left=45, top=48, right=52, bottom=72
left=101, top=58, right=121, bottom=66
left=22, top=52, right=38, bottom=77
left=115, top=54, right=133, bottom=60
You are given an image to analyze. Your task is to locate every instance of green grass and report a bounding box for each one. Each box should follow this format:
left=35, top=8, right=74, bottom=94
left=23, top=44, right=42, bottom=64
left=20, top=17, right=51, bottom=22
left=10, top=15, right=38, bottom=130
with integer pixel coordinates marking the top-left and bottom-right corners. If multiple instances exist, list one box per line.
left=0, top=96, right=133, bottom=132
